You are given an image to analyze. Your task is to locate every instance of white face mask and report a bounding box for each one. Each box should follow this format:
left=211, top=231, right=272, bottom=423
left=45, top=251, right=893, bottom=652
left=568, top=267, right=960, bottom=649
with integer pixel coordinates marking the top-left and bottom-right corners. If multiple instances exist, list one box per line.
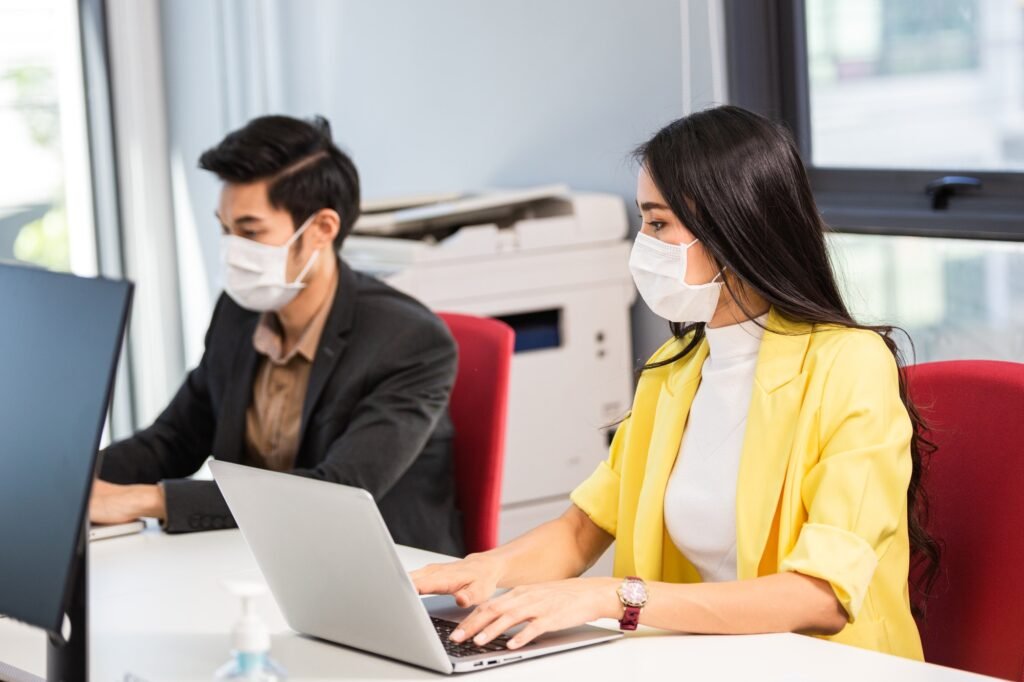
left=221, top=214, right=320, bottom=312
left=628, top=231, right=723, bottom=323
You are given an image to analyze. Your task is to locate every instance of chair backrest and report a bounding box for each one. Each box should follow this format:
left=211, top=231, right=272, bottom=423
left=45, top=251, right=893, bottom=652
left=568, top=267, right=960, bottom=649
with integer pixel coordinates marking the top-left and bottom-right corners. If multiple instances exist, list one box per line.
left=438, top=313, right=514, bottom=555
left=905, top=360, right=1024, bottom=681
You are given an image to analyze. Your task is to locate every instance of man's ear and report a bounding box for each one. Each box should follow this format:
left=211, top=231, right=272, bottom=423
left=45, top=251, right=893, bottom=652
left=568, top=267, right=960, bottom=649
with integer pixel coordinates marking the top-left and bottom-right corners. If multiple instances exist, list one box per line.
left=310, top=209, right=341, bottom=249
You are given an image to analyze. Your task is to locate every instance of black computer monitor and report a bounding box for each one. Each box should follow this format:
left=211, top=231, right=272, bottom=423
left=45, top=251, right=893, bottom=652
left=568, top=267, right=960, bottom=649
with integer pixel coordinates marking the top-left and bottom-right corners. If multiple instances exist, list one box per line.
left=0, top=263, right=132, bottom=682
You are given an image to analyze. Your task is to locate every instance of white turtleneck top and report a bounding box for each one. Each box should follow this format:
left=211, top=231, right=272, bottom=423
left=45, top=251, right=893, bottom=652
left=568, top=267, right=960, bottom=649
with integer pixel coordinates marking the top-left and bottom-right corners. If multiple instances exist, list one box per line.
left=663, top=315, right=767, bottom=582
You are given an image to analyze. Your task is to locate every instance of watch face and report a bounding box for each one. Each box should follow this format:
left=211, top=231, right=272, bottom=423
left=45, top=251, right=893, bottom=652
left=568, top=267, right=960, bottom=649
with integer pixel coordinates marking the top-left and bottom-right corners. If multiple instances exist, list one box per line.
left=620, top=580, right=647, bottom=607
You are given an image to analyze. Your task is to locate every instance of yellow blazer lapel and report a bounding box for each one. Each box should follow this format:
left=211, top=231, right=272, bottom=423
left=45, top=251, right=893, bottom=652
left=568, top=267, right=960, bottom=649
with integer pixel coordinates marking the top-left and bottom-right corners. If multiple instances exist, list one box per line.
left=632, top=338, right=708, bottom=580
left=735, top=309, right=813, bottom=579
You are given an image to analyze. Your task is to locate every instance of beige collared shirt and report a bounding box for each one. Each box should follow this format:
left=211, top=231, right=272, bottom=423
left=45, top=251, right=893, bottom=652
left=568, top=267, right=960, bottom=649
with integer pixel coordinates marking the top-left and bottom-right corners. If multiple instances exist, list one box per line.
left=243, top=271, right=338, bottom=471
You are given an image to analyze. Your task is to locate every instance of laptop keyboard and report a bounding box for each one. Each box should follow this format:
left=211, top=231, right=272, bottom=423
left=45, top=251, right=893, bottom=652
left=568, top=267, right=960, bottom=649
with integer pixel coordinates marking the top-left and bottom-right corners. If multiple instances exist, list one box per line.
left=431, top=616, right=512, bottom=658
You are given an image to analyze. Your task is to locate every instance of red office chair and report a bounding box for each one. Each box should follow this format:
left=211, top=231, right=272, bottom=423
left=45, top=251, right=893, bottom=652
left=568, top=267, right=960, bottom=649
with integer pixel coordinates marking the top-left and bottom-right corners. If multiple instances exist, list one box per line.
left=438, top=313, right=514, bottom=555
left=906, top=360, right=1024, bottom=681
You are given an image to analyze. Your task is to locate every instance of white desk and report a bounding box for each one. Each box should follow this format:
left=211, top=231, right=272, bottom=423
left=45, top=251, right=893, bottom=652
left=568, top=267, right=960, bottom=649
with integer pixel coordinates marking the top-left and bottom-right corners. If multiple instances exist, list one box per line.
left=0, top=528, right=997, bottom=681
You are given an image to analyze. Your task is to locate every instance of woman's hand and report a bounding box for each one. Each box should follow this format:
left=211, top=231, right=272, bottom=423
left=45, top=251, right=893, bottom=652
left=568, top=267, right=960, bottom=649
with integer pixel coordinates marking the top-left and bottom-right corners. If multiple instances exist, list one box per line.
left=411, top=553, right=506, bottom=608
left=449, top=577, right=622, bottom=650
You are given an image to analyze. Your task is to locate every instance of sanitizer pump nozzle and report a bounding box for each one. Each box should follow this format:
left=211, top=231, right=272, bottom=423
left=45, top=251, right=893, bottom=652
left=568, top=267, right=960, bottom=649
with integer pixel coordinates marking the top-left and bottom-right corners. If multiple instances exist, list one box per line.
left=214, top=581, right=287, bottom=681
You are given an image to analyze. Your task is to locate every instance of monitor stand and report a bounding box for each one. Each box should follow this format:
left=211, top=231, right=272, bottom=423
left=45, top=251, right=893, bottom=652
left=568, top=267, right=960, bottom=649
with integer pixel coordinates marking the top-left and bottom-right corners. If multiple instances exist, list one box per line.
left=0, top=519, right=87, bottom=682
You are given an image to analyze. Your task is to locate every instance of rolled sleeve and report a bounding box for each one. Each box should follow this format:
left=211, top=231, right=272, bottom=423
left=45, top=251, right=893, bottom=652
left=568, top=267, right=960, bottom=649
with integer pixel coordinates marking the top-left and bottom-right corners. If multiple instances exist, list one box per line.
left=571, top=414, right=632, bottom=537
left=780, top=522, right=879, bottom=620
left=570, top=460, right=621, bottom=537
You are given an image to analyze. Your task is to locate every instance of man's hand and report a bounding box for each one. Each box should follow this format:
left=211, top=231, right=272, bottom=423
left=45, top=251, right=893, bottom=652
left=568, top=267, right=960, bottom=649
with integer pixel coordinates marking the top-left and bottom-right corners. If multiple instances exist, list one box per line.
left=89, top=479, right=166, bottom=524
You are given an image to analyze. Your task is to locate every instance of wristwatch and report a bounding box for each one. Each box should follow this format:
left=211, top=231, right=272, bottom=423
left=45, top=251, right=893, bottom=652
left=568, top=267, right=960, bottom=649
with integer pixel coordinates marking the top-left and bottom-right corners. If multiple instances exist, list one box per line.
left=617, top=576, right=648, bottom=631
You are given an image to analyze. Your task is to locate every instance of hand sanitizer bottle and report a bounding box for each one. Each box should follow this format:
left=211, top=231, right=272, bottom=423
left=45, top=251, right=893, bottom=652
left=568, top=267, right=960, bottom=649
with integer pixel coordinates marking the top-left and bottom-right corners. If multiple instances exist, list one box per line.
left=214, top=581, right=287, bottom=681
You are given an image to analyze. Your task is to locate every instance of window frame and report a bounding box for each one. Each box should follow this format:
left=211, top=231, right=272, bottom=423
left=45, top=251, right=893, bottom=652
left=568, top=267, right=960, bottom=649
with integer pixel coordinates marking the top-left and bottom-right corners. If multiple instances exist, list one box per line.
left=723, top=0, right=1024, bottom=242
left=80, top=0, right=137, bottom=438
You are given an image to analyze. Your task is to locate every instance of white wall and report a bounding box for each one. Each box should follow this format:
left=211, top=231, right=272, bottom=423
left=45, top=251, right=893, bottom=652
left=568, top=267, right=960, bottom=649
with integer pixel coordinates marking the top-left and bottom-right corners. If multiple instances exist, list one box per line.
left=160, top=0, right=727, bottom=366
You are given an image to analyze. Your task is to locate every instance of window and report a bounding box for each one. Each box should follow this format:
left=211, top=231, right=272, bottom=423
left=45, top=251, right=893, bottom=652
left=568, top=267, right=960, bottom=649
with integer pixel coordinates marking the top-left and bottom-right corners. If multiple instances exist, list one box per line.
left=806, top=0, right=1024, bottom=172
left=830, top=233, right=1024, bottom=362
left=725, top=0, right=1024, bottom=241
left=725, top=0, right=1024, bottom=361
left=0, top=0, right=97, bottom=275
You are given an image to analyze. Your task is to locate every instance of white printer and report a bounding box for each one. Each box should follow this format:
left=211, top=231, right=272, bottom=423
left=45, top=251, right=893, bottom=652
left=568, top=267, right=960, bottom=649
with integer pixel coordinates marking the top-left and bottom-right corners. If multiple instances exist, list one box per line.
left=345, top=185, right=635, bottom=560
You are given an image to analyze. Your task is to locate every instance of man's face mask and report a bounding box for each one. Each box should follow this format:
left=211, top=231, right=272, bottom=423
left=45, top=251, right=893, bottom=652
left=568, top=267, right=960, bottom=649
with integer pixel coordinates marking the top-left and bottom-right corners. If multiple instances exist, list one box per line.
left=220, top=214, right=320, bottom=312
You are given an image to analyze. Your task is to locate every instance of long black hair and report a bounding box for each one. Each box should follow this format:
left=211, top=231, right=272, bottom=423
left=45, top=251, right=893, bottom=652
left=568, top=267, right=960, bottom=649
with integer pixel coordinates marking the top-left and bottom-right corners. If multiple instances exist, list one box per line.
left=634, top=105, right=939, bottom=610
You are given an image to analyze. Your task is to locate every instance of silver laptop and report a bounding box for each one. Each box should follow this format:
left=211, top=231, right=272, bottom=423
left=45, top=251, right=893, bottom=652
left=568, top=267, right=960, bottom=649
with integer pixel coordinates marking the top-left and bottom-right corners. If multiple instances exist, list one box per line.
left=211, top=461, right=621, bottom=674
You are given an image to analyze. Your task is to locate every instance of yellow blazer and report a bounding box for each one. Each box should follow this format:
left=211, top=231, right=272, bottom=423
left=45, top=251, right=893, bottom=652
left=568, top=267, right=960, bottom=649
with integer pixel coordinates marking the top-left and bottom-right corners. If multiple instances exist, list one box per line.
left=571, top=308, right=922, bottom=659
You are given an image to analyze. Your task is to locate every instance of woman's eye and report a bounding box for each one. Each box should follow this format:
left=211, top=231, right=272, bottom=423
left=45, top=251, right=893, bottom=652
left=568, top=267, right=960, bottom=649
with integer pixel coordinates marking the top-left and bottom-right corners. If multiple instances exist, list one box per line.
left=647, top=221, right=666, bottom=232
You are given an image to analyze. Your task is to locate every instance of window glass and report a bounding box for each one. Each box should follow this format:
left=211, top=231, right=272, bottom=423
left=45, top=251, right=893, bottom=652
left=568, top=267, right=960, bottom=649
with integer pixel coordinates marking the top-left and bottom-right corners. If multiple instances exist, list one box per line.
left=830, top=232, right=1024, bottom=362
left=0, top=0, right=95, bottom=273
left=807, top=0, right=1024, bottom=171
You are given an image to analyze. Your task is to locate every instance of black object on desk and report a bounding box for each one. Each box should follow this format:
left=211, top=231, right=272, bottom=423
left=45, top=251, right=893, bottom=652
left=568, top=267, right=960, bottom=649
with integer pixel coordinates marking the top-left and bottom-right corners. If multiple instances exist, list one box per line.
left=0, top=263, right=132, bottom=682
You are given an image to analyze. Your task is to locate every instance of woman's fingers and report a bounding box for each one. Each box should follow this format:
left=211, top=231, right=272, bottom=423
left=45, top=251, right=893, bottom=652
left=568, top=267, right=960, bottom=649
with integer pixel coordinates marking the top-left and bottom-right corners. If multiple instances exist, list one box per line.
left=469, top=606, right=533, bottom=646
left=507, top=619, right=551, bottom=649
left=411, top=573, right=490, bottom=607
left=408, top=565, right=444, bottom=593
left=452, top=590, right=528, bottom=643
left=451, top=595, right=509, bottom=642
left=410, top=563, right=469, bottom=595
left=450, top=602, right=494, bottom=642
left=410, top=558, right=501, bottom=607
left=454, top=585, right=486, bottom=607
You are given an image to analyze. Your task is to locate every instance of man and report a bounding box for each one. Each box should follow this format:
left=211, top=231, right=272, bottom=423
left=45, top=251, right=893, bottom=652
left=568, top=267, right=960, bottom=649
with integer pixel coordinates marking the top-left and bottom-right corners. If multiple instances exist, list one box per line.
left=91, top=115, right=464, bottom=555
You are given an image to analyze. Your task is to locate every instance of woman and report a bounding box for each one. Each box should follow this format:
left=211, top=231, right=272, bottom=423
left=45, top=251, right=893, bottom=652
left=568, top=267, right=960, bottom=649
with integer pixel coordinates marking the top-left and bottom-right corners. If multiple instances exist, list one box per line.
left=412, top=105, right=936, bottom=659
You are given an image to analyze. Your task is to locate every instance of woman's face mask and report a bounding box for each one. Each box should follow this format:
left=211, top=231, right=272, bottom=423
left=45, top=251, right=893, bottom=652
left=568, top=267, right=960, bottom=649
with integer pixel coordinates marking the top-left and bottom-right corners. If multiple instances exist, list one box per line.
left=628, top=231, right=723, bottom=323
left=220, top=214, right=320, bottom=312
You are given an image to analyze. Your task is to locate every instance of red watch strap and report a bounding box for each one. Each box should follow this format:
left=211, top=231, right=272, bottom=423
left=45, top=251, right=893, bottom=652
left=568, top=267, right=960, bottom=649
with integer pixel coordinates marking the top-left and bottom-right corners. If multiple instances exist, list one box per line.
left=618, top=575, right=643, bottom=631
left=619, top=605, right=641, bottom=631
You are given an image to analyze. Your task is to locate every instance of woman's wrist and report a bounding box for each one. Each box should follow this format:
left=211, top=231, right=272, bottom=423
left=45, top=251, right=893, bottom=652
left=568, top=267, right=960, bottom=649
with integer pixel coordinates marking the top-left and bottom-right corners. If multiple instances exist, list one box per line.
left=590, top=576, right=626, bottom=620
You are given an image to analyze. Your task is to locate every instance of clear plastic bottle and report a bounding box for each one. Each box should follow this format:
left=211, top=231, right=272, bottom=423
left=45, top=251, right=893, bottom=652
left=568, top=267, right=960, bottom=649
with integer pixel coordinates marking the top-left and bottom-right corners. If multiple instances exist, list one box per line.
left=214, top=581, right=287, bottom=681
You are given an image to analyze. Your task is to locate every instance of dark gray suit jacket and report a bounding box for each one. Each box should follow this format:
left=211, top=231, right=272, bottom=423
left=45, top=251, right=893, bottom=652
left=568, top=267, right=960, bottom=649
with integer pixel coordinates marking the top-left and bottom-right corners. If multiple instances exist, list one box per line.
left=99, top=260, right=464, bottom=556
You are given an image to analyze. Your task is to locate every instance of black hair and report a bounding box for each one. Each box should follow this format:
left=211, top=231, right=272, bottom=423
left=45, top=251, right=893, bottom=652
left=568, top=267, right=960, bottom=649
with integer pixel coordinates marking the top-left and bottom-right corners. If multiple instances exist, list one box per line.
left=634, top=104, right=940, bottom=613
left=199, top=114, right=360, bottom=250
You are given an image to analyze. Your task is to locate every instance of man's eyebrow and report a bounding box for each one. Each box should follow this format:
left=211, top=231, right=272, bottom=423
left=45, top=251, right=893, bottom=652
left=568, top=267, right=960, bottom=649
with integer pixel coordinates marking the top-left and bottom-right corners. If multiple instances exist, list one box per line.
left=216, top=212, right=263, bottom=227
